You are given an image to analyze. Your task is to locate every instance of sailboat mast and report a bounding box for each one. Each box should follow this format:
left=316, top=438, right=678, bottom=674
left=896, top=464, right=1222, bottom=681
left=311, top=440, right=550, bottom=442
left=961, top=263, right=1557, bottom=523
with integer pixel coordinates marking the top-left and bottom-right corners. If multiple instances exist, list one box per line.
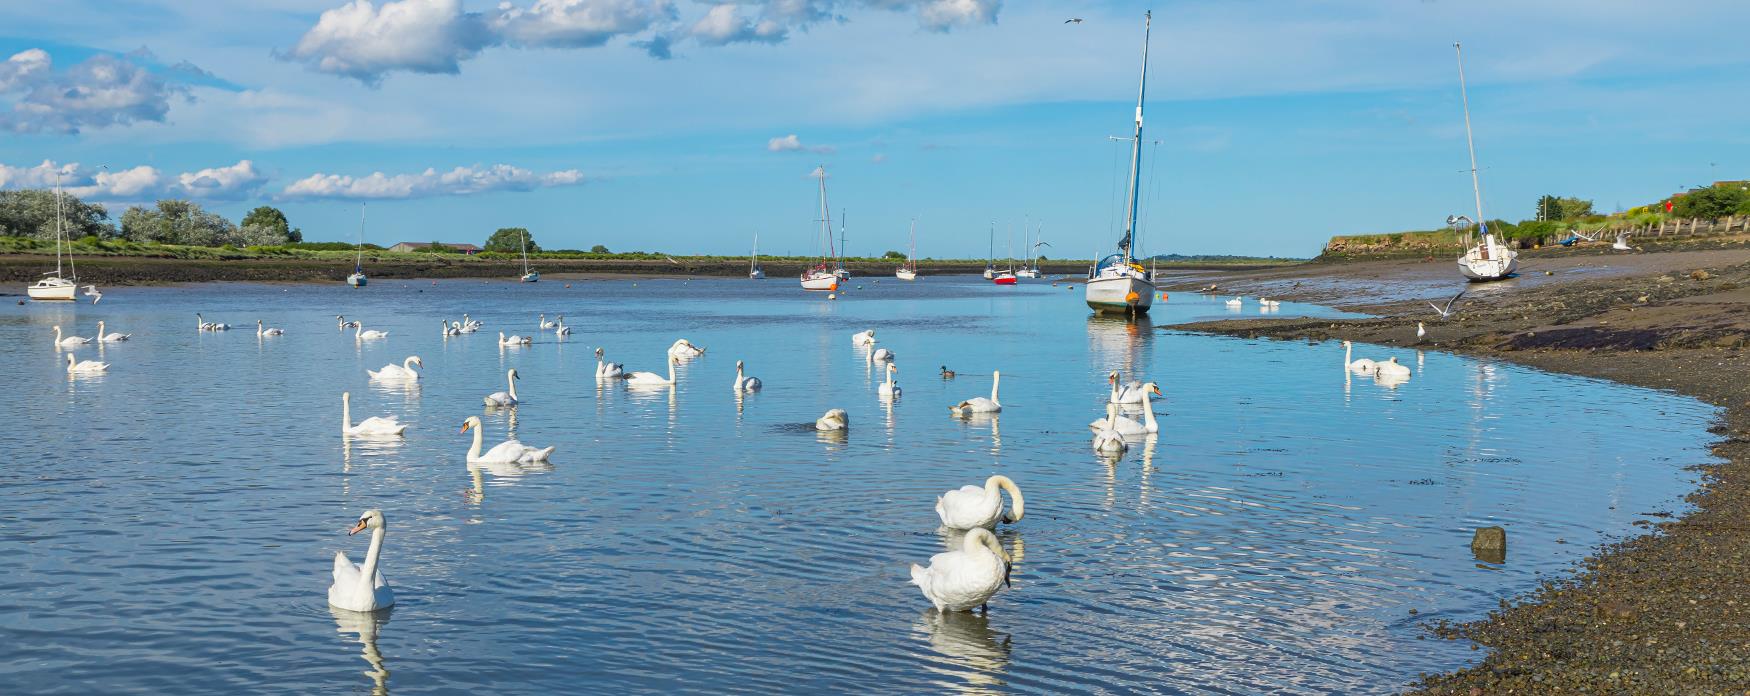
left=817, top=168, right=834, bottom=261
left=1120, top=11, right=1152, bottom=266
left=52, top=171, right=64, bottom=277
left=355, top=203, right=366, bottom=268
left=1454, top=42, right=1488, bottom=240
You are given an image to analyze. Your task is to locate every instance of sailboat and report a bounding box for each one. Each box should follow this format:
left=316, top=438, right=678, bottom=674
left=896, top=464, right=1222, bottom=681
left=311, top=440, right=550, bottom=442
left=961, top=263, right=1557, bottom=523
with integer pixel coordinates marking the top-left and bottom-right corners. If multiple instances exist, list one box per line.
left=982, top=222, right=995, bottom=279
left=895, top=218, right=918, bottom=281
left=1015, top=221, right=1041, bottom=278
left=1452, top=42, right=1518, bottom=282
left=833, top=212, right=852, bottom=281
left=800, top=165, right=840, bottom=292
left=519, top=227, right=539, bottom=282
left=1086, top=11, right=1158, bottom=315
left=749, top=233, right=765, bottom=279
left=992, top=225, right=1017, bottom=285
left=346, top=204, right=368, bottom=287
left=27, top=174, right=79, bottom=301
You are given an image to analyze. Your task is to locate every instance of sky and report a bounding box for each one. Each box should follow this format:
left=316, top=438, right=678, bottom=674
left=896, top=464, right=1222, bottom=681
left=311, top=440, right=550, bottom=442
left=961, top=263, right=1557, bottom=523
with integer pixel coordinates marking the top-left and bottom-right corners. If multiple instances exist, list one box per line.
left=1, top=0, right=1746, bottom=259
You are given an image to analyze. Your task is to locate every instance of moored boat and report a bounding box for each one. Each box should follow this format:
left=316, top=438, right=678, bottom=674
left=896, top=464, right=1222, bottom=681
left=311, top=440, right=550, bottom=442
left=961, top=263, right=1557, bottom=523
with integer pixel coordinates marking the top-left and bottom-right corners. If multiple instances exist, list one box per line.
left=1085, top=12, right=1157, bottom=315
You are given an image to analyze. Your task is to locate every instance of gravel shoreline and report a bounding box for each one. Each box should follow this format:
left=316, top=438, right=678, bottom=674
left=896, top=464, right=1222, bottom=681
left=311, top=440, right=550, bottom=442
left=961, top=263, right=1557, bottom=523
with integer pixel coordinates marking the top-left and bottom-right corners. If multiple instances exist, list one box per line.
left=1160, top=248, right=1750, bottom=693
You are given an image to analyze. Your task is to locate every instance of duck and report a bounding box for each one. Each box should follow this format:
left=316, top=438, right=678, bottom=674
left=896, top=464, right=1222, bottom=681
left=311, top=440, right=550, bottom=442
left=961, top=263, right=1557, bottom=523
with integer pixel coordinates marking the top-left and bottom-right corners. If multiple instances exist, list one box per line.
left=851, top=329, right=877, bottom=346
left=65, top=354, right=109, bottom=373
left=1342, top=340, right=1379, bottom=375
left=498, top=332, right=532, bottom=346
left=595, top=348, right=625, bottom=379
left=909, top=527, right=1012, bottom=613
left=1092, top=403, right=1129, bottom=454
left=1088, top=382, right=1161, bottom=435
left=949, top=371, right=1002, bottom=415
left=52, top=325, right=93, bottom=347
left=939, top=365, right=956, bottom=379
left=935, top=475, right=1024, bottom=531
left=734, top=360, right=762, bottom=392
left=329, top=509, right=394, bottom=612
left=626, top=355, right=678, bottom=386
left=367, top=355, right=423, bottom=381
left=96, top=321, right=131, bottom=342
left=341, top=392, right=408, bottom=437
left=483, top=369, right=521, bottom=407
left=667, top=339, right=706, bottom=358
left=354, top=323, right=388, bottom=340
left=878, top=362, right=901, bottom=399
left=257, top=320, right=285, bottom=337
left=461, top=415, right=554, bottom=463
left=815, top=408, right=849, bottom=431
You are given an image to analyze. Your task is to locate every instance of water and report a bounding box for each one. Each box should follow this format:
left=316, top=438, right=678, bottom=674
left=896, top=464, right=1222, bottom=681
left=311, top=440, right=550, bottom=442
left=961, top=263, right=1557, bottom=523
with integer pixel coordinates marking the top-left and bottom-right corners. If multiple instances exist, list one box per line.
left=0, top=276, right=1719, bottom=694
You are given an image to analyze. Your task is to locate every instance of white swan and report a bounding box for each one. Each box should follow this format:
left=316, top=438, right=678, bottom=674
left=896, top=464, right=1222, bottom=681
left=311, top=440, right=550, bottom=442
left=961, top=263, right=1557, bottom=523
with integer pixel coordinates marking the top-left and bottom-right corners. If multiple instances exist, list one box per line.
left=949, top=371, right=1002, bottom=415
left=667, top=339, right=706, bottom=358
left=443, top=321, right=461, bottom=337
left=1108, top=370, right=1146, bottom=404
left=1260, top=298, right=1282, bottom=309
left=96, top=321, right=131, bottom=342
left=1089, top=382, right=1161, bottom=435
left=935, top=475, right=1024, bottom=531
left=483, top=369, right=521, bottom=406
left=1375, top=356, right=1412, bottom=380
left=1092, top=403, right=1128, bottom=454
left=65, top=354, right=109, bottom=373
left=257, top=320, right=285, bottom=337
left=626, top=356, right=677, bottom=386
left=595, top=348, right=625, bottom=378
left=336, top=315, right=360, bottom=330
left=461, top=415, right=554, bottom=463
left=538, top=313, right=558, bottom=330
left=872, top=347, right=896, bottom=362
left=342, top=392, right=408, bottom=437
left=52, top=325, right=92, bottom=347
left=555, top=318, right=573, bottom=337
left=1342, top=340, right=1379, bottom=375
left=1225, top=297, right=1243, bottom=308
left=734, top=360, right=762, bottom=392
left=497, top=331, right=532, bottom=346
left=878, top=362, right=901, bottom=399
left=368, top=355, right=423, bottom=381
left=815, top=408, right=849, bottom=431
left=910, top=527, right=1012, bottom=612
left=458, top=314, right=481, bottom=332
left=329, top=509, right=395, bottom=612
left=851, top=329, right=877, bottom=346
left=355, top=323, right=388, bottom=340
left=197, top=313, right=230, bottom=331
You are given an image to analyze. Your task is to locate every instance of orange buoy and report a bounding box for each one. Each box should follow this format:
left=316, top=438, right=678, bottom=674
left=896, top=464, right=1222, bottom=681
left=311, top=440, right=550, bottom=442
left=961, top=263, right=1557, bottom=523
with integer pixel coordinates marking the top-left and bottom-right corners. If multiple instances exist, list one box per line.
left=1125, top=291, right=1140, bottom=302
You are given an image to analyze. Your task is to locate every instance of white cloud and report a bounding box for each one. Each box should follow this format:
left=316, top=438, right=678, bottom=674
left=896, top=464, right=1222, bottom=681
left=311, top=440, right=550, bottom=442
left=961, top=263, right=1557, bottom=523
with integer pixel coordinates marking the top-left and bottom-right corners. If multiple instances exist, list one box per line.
left=767, top=133, right=833, bottom=153
left=0, top=50, right=186, bottom=133
left=0, top=49, right=50, bottom=91
left=177, top=160, right=270, bottom=200
left=691, top=4, right=787, bottom=46
left=284, top=0, right=495, bottom=83
left=280, top=163, right=585, bottom=200
left=0, top=159, right=267, bottom=201
left=916, top=0, right=1000, bottom=32
left=494, top=0, right=675, bottom=48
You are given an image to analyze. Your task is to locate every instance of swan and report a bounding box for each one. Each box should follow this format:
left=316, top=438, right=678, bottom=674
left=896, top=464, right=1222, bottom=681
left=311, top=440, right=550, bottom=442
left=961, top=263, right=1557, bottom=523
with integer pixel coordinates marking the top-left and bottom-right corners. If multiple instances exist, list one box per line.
left=595, top=348, right=625, bottom=378
left=52, top=325, right=93, bottom=347
left=329, top=509, right=395, bottom=612
left=65, top=354, right=109, bottom=373
left=336, top=315, right=360, bottom=330
left=497, top=332, right=532, bottom=346
left=257, top=320, right=285, bottom=337
left=1092, top=403, right=1128, bottom=454
left=1342, top=340, right=1378, bottom=375
left=483, top=369, right=521, bottom=407
left=96, top=321, right=130, bottom=342
left=872, top=347, right=896, bottom=362
left=461, top=415, right=554, bottom=463
left=458, top=314, right=481, bottom=332
left=197, top=313, right=230, bottom=331
left=909, top=527, right=1012, bottom=612
left=342, top=392, right=408, bottom=436
left=1108, top=370, right=1146, bottom=404
left=1089, top=382, right=1161, bottom=435
left=626, top=356, right=677, bottom=386
left=815, top=408, right=849, bottom=431
left=949, top=371, right=1002, bottom=415
left=539, top=313, right=558, bottom=330
left=555, top=318, right=573, bottom=337
left=368, top=355, right=423, bottom=381
left=443, top=320, right=461, bottom=336
left=851, top=329, right=877, bottom=346
left=1225, top=297, right=1243, bottom=308
left=667, top=339, right=706, bottom=358
left=355, top=323, right=388, bottom=340
left=935, top=475, right=1024, bottom=530
left=878, top=362, right=901, bottom=399
left=734, top=360, right=762, bottom=392
left=1375, top=356, right=1412, bottom=380
left=1260, top=298, right=1281, bottom=309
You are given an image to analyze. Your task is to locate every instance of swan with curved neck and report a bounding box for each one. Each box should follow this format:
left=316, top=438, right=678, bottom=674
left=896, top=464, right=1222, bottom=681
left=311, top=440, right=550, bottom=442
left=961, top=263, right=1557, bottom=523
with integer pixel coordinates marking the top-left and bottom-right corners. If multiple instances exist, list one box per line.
left=66, top=354, right=109, bottom=373
left=872, top=347, right=895, bottom=362
left=498, top=331, right=531, bottom=345
left=815, top=408, right=849, bottom=431
left=949, top=371, right=1002, bottom=415
left=1089, top=382, right=1161, bottom=435
left=1343, top=340, right=1378, bottom=375
left=52, top=325, right=92, bottom=347
left=879, top=362, right=901, bottom=399
left=1092, top=403, right=1128, bottom=454
left=667, top=339, right=705, bottom=358
left=355, top=323, right=388, bottom=340
left=443, top=320, right=460, bottom=336
left=368, top=355, right=423, bottom=381
left=342, top=392, right=407, bottom=436
left=936, top=475, right=1024, bottom=530
left=96, top=321, right=131, bottom=342
left=595, top=348, right=625, bottom=378
left=627, top=356, right=677, bottom=385
left=483, top=369, right=520, bottom=406
left=734, top=360, right=762, bottom=392
left=336, top=315, right=359, bottom=330
left=909, top=527, right=1012, bottom=612
left=1108, top=370, right=1147, bottom=404
left=197, top=313, right=230, bottom=331
left=851, top=329, right=876, bottom=346
left=329, top=509, right=394, bottom=612
left=461, top=415, right=554, bottom=463
left=1375, top=356, right=1412, bottom=380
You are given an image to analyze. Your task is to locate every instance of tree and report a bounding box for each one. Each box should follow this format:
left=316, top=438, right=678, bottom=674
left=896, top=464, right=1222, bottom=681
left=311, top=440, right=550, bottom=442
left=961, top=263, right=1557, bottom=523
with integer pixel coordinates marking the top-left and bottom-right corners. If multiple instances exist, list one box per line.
left=590, top=244, right=609, bottom=253
left=1535, top=195, right=1594, bottom=221
left=0, top=189, right=115, bottom=240
left=485, top=227, right=538, bottom=253
left=1671, top=185, right=1750, bottom=219
left=120, top=199, right=285, bottom=247
left=240, top=205, right=302, bottom=244
left=413, top=241, right=455, bottom=254
left=882, top=250, right=904, bottom=259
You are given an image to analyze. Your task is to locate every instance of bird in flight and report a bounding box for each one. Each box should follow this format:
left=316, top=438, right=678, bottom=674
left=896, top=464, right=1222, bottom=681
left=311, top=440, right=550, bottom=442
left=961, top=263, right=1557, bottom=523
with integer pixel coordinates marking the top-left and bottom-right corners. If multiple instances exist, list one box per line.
left=1065, top=18, right=1084, bottom=24
left=1428, top=290, right=1466, bottom=319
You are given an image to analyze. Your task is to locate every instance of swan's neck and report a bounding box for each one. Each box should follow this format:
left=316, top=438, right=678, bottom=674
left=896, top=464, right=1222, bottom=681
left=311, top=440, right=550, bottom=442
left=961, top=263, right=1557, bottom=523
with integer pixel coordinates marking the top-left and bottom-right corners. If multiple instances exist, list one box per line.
left=1141, top=389, right=1157, bottom=429
left=988, top=475, right=1023, bottom=522
left=990, top=374, right=1001, bottom=404
left=965, top=528, right=1008, bottom=562
left=1344, top=343, right=1351, bottom=366
left=885, top=367, right=894, bottom=389
left=735, top=364, right=744, bottom=387
left=667, top=360, right=676, bottom=383
left=403, top=356, right=417, bottom=373
left=359, top=525, right=385, bottom=586
left=343, top=396, right=352, bottom=431
left=355, top=324, right=363, bottom=338
left=468, top=423, right=484, bottom=460
left=507, top=373, right=519, bottom=400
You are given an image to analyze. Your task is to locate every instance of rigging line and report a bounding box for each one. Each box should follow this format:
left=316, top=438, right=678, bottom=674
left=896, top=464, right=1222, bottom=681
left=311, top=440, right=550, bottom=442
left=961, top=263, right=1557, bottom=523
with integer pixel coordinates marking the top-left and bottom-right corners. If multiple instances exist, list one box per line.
left=1141, top=139, right=1162, bottom=256
left=1106, top=138, right=1124, bottom=241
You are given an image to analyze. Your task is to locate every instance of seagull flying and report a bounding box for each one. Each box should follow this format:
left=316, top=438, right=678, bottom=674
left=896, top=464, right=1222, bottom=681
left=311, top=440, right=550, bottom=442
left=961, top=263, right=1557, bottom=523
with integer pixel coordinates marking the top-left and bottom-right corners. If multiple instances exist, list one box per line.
left=1064, top=18, right=1084, bottom=23
left=1428, top=289, right=1465, bottom=319
left=1612, top=231, right=1635, bottom=251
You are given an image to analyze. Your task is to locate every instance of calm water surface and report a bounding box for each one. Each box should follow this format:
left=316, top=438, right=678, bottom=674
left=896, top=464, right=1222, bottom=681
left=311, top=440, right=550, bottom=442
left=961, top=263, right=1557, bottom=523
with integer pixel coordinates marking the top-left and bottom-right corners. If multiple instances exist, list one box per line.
left=0, top=276, right=1719, bottom=694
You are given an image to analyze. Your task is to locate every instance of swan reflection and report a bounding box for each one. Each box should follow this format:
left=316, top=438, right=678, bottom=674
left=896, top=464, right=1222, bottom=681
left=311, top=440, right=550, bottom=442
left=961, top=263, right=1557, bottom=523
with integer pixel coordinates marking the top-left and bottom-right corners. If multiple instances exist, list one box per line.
left=955, top=412, right=1001, bottom=454
left=914, top=609, right=1013, bottom=693
left=330, top=606, right=391, bottom=696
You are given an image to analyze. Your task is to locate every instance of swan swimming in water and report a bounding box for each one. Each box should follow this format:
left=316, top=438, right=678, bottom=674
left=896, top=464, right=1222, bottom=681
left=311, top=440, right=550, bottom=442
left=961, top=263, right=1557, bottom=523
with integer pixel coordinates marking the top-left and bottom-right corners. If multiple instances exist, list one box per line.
left=354, top=323, right=388, bottom=340
left=1089, top=382, right=1161, bottom=435
left=1225, top=297, right=1243, bottom=309
left=851, top=329, right=876, bottom=346
left=538, top=313, right=559, bottom=330
left=52, top=325, right=92, bottom=347
left=872, top=347, right=896, bottom=362
left=734, top=360, right=762, bottom=392
left=341, top=392, right=408, bottom=437
left=197, top=313, right=230, bottom=331
left=909, top=527, right=1012, bottom=613
left=336, top=315, right=360, bottom=330
left=1342, top=340, right=1378, bottom=375
left=498, top=332, right=532, bottom=346
left=878, top=362, right=901, bottom=399
left=1092, top=403, right=1128, bottom=454
left=256, top=320, right=284, bottom=337
left=329, top=509, right=395, bottom=612
left=1374, top=356, right=1412, bottom=380
left=65, top=354, right=109, bottom=373
left=443, top=321, right=461, bottom=337
left=595, top=348, right=625, bottom=379
left=667, top=339, right=706, bottom=358
left=815, top=408, right=849, bottom=431
left=483, top=369, right=521, bottom=407
left=96, top=321, right=130, bottom=342
left=626, top=355, right=677, bottom=386
left=461, top=415, right=554, bottom=463
left=949, top=371, right=1002, bottom=415
left=554, top=318, right=573, bottom=337
left=1107, top=370, right=1146, bottom=404
left=368, top=355, right=423, bottom=381
left=935, top=475, right=1024, bottom=530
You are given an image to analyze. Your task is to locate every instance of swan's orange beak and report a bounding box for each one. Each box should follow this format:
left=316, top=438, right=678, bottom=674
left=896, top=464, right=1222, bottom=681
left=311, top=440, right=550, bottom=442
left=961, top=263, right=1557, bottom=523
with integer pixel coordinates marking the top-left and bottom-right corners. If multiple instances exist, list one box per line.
left=347, top=519, right=368, bottom=536
left=1152, top=386, right=1162, bottom=396
left=460, top=421, right=474, bottom=434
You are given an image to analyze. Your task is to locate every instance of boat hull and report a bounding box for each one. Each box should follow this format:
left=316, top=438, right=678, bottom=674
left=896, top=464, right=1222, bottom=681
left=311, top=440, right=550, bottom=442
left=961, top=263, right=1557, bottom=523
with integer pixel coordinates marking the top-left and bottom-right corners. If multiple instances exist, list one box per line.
left=1457, top=243, right=1519, bottom=282
left=1085, top=275, right=1156, bottom=314
left=346, top=273, right=368, bottom=287
left=27, top=278, right=77, bottom=301
left=992, top=273, right=1017, bottom=285
left=750, top=268, right=765, bottom=280
left=800, top=273, right=838, bottom=291
left=895, top=269, right=917, bottom=281
left=1015, top=269, right=1039, bottom=278
left=521, top=272, right=540, bottom=283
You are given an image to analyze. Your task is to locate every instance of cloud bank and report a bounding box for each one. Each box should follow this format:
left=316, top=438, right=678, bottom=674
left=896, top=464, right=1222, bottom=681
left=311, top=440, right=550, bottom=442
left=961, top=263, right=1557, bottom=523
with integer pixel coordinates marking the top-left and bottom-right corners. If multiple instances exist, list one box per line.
left=280, top=164, right=585, bottom=200
left=0, top=159, right=267, bottom=200
left=0, top=49, right=187, bottom=134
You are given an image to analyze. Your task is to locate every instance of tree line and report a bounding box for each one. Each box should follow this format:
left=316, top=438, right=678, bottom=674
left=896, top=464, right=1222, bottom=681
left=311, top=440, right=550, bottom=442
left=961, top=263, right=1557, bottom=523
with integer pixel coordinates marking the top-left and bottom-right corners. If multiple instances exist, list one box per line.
left=0, top=189, right=301, bottom=247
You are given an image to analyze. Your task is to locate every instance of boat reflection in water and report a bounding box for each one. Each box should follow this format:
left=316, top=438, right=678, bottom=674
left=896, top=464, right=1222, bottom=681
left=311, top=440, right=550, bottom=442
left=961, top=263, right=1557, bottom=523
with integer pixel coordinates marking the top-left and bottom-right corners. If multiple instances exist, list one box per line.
left=330, top=606, right=391, bottom=696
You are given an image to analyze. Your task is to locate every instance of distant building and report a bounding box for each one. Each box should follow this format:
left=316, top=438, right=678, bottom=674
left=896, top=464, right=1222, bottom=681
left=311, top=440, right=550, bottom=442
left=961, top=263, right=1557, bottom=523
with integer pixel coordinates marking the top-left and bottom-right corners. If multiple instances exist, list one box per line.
left=388, top=242, right=481, bottom=254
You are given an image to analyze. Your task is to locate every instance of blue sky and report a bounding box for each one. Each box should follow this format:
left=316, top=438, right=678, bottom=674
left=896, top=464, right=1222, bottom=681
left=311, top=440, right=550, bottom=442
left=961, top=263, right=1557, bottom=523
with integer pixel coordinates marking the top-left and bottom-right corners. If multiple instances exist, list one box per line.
left=1, top=0, right=1746, bottom=258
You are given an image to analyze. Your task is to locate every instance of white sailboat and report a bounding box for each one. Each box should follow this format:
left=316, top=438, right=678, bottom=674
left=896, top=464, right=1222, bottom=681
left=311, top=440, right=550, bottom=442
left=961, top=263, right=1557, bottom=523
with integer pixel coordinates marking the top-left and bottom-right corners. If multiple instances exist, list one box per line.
left=346, top=204, right=368, bottom=287
left=982, top=222, right=995, bottom=279
left=896, top=218, right=918, bottom=281
left=1452, top=42, right=1518, bottom=282
left=27, top=174, right=79, bottom=301
left=519, top=227, right=539, bottom=282
left=1015, top=221, right=1041, bottom=278
left=749, top=233, right=765, bottom=279
left=1086, top=11, right=1158, bottom=315
left=800, top=165, right=841, bottom=292
left=833, top=211, right=852, bottom=281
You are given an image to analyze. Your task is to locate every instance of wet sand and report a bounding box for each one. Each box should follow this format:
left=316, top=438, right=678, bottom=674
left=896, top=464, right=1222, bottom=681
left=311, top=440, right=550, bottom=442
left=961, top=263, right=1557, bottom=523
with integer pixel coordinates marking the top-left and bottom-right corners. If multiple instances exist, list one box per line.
left=1162, top=247, right=1750, bottom=693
